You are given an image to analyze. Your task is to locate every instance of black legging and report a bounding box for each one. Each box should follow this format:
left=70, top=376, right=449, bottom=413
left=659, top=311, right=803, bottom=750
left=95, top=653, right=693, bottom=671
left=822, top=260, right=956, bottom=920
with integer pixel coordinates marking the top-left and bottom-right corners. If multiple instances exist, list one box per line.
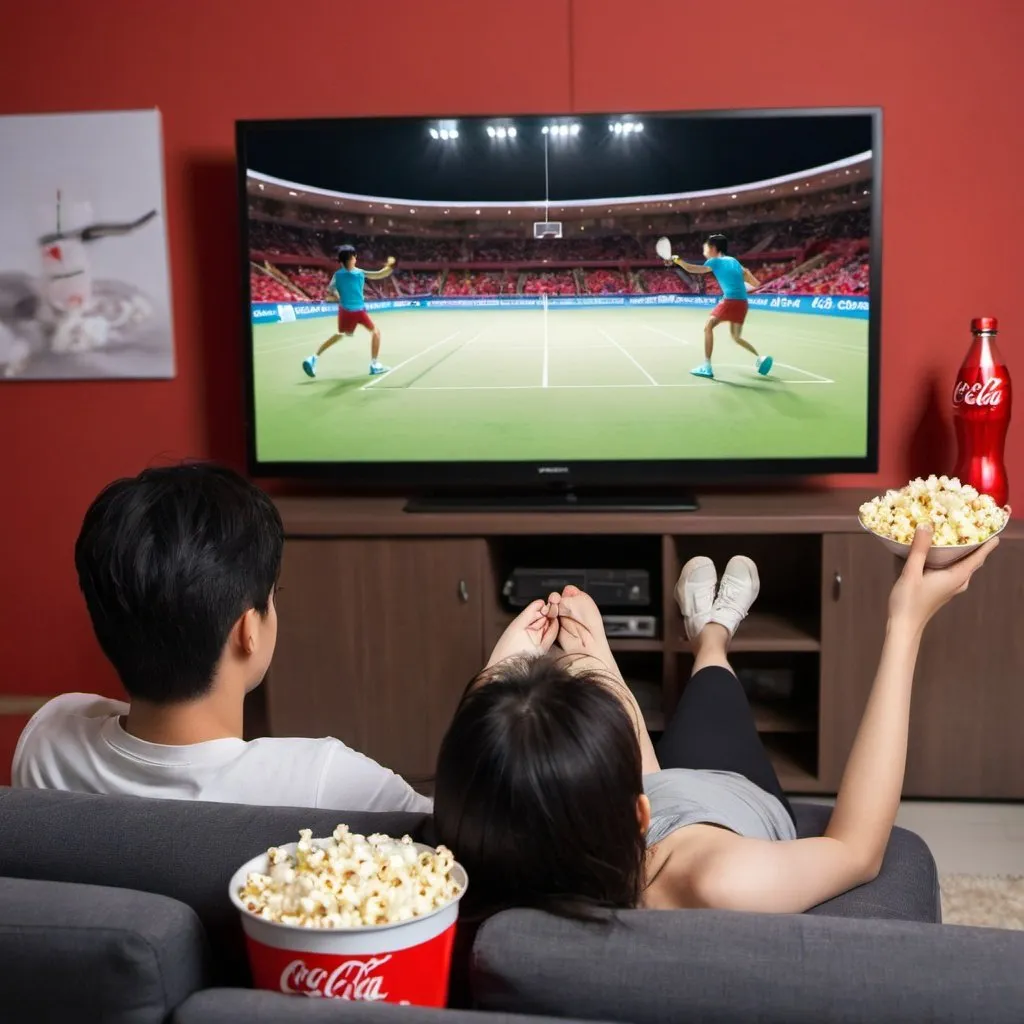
left=655, top=665, right=797, bottom=825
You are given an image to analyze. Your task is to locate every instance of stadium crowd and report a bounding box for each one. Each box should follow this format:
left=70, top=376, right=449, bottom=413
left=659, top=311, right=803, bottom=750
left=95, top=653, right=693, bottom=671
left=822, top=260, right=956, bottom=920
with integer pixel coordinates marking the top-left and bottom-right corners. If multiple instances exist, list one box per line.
left=249, top=206, right=871, bottom=298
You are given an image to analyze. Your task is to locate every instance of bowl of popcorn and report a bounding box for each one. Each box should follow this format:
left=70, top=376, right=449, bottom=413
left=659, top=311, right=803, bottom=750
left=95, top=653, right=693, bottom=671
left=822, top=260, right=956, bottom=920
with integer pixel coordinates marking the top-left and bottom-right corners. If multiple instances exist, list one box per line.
left=229, top=825, right=467, bottom=1006
left=858, top=475, right=1009, bottom=567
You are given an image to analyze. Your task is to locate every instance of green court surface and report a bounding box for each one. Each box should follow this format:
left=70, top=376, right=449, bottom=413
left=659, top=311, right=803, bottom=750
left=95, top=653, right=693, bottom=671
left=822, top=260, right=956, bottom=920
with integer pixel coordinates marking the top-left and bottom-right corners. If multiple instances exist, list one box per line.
left=252, top=306, right=869, bottom=463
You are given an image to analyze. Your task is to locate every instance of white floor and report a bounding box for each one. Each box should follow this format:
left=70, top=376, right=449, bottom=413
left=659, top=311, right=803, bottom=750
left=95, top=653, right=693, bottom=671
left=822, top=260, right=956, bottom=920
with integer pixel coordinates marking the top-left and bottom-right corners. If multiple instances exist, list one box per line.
left=803, top=800, right=1024, bottom=875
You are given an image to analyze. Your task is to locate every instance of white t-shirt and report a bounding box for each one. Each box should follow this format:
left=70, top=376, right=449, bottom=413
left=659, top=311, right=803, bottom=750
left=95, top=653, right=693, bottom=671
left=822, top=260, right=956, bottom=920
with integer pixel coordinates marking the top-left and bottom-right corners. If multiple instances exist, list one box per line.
left=12, top=693, right=432, bottom=815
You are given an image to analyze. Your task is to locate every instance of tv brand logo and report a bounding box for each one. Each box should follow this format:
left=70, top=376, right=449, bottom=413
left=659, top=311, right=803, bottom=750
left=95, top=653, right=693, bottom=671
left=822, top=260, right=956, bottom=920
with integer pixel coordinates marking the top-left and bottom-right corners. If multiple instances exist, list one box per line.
left=953, top=378, right=1005, bottom=408
left=537, top=466, right=570, bottom=475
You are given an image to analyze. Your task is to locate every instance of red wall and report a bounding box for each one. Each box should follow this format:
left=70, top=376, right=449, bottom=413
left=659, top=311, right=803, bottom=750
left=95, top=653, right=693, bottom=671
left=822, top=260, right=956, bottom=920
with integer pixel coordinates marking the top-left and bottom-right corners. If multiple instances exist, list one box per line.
left=1, top=0, right=1020, bottom=777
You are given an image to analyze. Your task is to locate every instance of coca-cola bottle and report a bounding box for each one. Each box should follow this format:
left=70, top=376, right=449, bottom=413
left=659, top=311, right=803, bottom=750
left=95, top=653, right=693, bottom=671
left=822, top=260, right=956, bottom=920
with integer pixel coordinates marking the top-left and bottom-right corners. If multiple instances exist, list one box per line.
left=952, top=316, right=1011, bottom=506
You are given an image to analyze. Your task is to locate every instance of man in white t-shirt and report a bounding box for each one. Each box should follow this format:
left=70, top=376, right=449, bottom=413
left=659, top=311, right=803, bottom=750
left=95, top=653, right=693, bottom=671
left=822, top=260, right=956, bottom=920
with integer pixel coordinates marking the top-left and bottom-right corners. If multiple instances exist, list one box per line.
left=12, top=462, right=431, bottom=815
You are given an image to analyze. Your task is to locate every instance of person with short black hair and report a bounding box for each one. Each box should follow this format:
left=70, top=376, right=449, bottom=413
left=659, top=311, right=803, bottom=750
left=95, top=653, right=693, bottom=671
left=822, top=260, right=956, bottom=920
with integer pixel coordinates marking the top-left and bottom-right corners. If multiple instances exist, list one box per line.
left=12, top=462, right=430, bottom=814
left=303, top=244, right=396, bottom=379
left=668, top=233, right=774, bottom=380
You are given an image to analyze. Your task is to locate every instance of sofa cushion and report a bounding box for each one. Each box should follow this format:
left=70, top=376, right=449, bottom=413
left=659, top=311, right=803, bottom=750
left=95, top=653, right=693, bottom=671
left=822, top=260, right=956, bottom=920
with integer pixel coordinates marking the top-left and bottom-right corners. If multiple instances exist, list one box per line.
left=793, top=803, right=941, bottom=922
left=472, top=908, right=1024, bottom=1024
left=173, top=989, right=609, bottom=1024
left=0, top=786, right=431, bottom=985
left=0, top=876, right=207, bottom=1024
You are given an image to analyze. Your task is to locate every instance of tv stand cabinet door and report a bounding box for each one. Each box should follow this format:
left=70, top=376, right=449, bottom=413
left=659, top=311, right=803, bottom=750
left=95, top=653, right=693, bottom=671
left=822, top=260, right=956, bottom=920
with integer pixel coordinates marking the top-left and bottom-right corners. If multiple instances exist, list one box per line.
left=820, top=533, right=1024, bottom=798
left=267, top=537, right=486, bottom=783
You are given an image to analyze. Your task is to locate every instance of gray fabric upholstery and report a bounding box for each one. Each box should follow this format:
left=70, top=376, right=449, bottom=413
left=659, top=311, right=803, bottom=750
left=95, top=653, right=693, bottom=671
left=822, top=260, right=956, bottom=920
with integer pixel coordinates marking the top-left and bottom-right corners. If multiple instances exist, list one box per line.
left=473, top=908, right=1024, bottom=1024
left=0, top=875, right=207, bottom=1023
left=0, top=786, right=431, bottom=985
left=173, top=989, right=609, bottom=1024
left=792, top=803, right=941, bottom=922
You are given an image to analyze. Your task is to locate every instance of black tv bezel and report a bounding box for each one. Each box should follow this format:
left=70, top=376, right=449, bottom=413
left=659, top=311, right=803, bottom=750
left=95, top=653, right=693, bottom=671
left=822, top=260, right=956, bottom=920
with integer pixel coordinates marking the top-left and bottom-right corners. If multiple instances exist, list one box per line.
left=237, top=106, right=882, bottom=488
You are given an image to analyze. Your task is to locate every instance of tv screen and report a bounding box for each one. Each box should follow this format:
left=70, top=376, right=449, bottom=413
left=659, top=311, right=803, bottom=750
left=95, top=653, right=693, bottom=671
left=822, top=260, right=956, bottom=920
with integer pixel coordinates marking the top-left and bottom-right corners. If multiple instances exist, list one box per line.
left=238, top=108, right=880, bottom=487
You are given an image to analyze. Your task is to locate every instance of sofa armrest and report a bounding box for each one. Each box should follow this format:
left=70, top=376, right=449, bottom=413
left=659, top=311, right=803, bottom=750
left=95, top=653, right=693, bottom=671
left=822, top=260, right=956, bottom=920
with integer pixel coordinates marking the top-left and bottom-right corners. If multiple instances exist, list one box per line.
left=0, top=876, right=208, bottom=1024
left=792, top=801, right=941, bottom=922
left=473, top=908, right=1024, bottom=1024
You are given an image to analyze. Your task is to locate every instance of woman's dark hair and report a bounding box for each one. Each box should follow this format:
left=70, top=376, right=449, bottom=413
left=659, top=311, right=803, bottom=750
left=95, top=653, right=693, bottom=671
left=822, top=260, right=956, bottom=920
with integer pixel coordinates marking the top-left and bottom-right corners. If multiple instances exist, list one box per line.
left=706, top=233, right=729, bottom=254
left=74, top=462, right=284, bottom=704
left=434, top=655, right=646, bottom=921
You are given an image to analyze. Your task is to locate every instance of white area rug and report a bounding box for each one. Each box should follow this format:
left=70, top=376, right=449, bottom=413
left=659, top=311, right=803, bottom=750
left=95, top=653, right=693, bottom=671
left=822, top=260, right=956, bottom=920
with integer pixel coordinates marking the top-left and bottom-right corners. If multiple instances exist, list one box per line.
left=940, top=874, right=1024, bottom=929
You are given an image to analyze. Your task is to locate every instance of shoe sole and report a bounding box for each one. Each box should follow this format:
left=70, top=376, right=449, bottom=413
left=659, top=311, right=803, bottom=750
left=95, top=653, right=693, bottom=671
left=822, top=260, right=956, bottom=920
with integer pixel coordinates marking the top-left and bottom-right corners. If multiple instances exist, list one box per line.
left=302, top=363, right=315, bottom=378
left=756, top=357, right=773, bottom=376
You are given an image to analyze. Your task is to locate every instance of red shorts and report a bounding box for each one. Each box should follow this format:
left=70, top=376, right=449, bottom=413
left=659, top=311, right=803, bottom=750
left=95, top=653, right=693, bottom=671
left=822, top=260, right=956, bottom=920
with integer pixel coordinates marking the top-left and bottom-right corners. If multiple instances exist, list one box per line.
left=711, top=298, right=748, bottom=325
left=339, top=308, right=375, bottom=334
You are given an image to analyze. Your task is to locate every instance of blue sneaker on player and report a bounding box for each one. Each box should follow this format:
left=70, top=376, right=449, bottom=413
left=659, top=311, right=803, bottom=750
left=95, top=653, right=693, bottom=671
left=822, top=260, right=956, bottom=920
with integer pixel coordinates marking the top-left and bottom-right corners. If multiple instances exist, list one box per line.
left=302, top=355, right=318, bottom=378
left=690, top=362, right=714, bottom=380
left=369, top=360, right=389, bottom=376
left=756, top=355, right=774, bottom=376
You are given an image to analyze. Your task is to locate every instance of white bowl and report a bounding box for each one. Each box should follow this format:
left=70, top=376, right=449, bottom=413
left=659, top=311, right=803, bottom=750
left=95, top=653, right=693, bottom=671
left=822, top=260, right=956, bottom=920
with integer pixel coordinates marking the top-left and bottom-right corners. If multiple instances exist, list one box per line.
left=857, top=515, right=1008, bottom=568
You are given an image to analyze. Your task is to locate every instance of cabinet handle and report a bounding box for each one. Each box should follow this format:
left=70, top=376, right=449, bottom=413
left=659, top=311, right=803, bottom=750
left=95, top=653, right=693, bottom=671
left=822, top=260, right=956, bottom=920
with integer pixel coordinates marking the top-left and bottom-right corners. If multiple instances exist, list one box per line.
left=457, top=579, right=469, bottom=603
left=833, top=572, right=843, bottom=601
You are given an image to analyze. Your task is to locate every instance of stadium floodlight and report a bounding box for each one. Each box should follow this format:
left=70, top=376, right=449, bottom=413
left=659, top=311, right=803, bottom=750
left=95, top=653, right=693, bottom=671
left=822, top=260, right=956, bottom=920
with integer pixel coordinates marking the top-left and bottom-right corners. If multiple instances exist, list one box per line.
left=542, top=125, right=550, bottom=135
left=635, top=122, right=644, bottom=132
left=487, top=126, right=496, bottom=138
left=559, top=124, right=569, bottom=136
left=440, top=129, right=450, bottom=140
left=570, top=123, right=581, bottom=135
left=496, top=127, right=507, bottom=139
left=613, top=122, right=623, bottom=134
left=508, top=126, right=517, bottom=138
left=429, top=128, right=440, bottom=139
left=450, top=128, right=458, bottom=139
left=608, top=124, right=614, bottom=132
left=623, top=122, right=635, bottom=134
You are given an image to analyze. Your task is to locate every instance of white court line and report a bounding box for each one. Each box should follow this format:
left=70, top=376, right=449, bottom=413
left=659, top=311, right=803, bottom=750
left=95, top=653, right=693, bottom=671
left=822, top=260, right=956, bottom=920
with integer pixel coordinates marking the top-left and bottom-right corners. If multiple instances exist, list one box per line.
left=542, top=296, right=549, bottom=388
left=596, top=328, right=659, bottom=385
left=361, top=330, right=462, bottom=390
left=642, top=324, right=695, bottom=346
left=386, top=383, right=714, bottom=392
left=714, top=362, right=834, bottom=384
left=773, top=361, right=834, bottom=383
left=257, top=327, right=334, bottom=355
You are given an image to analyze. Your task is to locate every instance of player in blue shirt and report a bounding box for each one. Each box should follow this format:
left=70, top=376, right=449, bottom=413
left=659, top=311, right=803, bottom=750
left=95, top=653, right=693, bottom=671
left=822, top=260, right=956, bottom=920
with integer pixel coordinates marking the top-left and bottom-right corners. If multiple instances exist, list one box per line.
left=670, top=234, right=773, bottom=380
left=302, top=245, right=396, bottom=378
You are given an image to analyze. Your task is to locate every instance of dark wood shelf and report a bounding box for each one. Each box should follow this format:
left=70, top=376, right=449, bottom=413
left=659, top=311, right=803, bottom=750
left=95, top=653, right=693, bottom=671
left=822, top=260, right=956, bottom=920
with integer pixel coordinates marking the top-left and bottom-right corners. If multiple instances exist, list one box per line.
left=752, top=701, right=817, bottom=734
left=763, top=736, right=824, bottom=793
left=672, top=611, right=820, bottom=653
left=609, top=637, right=663, bottom=653
left=643, top=709, right=666, bottom=733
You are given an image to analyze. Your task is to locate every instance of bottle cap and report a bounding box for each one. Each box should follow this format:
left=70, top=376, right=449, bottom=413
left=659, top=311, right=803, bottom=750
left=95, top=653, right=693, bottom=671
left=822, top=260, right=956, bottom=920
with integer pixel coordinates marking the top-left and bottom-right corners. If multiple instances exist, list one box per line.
left=972, top=316, right=999, bottom=333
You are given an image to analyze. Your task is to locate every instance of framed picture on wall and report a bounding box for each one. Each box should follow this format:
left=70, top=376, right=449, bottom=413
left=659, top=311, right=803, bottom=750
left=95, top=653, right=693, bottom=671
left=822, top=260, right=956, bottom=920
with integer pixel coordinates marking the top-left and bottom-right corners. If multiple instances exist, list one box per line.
left=0, top=109, right=175, bottom=380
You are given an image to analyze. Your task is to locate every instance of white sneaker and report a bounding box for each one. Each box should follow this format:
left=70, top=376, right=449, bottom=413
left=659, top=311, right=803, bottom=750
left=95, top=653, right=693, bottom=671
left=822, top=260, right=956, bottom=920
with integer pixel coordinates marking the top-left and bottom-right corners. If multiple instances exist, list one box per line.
left=710, top=556, right=760, bottom=637
left=675, top=556, right=718, bottom=640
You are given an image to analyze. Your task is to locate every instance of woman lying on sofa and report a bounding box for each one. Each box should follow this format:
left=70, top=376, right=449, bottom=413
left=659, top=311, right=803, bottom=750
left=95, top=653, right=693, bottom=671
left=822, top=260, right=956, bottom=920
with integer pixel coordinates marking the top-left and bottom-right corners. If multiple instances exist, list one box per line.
left=434, top=527, right=996, bottom=917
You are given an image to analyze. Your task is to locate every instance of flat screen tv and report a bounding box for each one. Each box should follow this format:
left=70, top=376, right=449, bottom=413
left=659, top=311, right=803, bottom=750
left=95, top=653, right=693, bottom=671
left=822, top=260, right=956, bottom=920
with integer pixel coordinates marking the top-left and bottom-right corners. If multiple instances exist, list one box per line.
left=238, top=108, right=880, bottom=501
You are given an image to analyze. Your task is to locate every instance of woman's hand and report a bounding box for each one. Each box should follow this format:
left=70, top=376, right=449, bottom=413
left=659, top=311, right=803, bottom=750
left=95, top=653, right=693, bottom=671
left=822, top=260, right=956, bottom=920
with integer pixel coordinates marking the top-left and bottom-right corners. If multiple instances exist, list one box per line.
left=887, top=524, right=1000, bottom=633
left=485, top=595, right=560, bottom=669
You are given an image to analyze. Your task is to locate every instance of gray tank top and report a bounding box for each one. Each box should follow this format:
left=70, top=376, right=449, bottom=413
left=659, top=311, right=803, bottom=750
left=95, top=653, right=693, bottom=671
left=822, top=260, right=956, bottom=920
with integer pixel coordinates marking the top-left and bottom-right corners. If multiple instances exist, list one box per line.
left=644, top=768, right=797, bottom=845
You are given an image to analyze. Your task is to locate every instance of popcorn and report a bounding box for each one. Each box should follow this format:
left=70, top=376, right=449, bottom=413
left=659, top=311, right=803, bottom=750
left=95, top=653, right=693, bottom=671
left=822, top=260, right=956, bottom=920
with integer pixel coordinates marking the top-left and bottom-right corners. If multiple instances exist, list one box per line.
left=859, top=475, right=1008, bottom=546
left=237, top=825, right=463, bottom=929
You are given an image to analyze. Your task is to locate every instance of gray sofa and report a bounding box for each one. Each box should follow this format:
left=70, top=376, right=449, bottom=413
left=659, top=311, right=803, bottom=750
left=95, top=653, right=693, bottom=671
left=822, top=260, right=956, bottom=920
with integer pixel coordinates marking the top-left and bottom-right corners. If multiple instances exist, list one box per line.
left=1, top=785, right=1022, bottom=1023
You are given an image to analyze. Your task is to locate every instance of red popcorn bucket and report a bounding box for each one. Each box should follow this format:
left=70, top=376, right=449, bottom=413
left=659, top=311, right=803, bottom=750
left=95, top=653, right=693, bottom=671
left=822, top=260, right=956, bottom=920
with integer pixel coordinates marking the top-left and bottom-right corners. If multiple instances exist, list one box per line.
left=229, top=840, right=468, bottom=1006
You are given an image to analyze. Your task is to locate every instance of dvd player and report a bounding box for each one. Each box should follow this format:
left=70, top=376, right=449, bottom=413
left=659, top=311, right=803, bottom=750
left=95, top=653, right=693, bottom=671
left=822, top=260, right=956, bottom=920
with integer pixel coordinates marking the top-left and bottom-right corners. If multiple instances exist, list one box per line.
left=503, top=568, right=650, bottom=608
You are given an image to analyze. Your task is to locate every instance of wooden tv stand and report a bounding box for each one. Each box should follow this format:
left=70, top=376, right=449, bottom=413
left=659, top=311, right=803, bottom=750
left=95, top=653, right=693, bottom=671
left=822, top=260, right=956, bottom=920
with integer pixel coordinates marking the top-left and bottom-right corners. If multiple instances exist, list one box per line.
left=260, top=491, right=1024, bottom=799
